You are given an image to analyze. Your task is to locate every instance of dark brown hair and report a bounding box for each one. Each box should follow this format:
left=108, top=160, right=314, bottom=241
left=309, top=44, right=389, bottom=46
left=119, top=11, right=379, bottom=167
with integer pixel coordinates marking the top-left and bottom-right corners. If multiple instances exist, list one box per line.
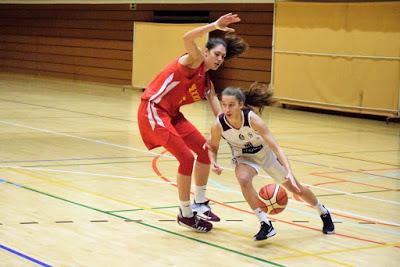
left=221, top=82, right=274, bottom=113
left=206, top=34, right=248, bottom=59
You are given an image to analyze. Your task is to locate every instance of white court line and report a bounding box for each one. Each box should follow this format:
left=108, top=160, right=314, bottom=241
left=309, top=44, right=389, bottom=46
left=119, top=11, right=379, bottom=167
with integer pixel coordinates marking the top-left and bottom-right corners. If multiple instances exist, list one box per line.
left=2, top=164, right=399, bottom=228
left=1, top=119, right=399, bottom=208
left=0, top=165, right=237, bottom=194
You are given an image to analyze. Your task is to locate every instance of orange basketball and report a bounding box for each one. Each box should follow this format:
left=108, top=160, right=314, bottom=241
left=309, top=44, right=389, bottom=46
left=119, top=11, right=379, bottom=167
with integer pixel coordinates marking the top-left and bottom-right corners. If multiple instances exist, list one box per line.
left=257, top=184, right=288, bottom=215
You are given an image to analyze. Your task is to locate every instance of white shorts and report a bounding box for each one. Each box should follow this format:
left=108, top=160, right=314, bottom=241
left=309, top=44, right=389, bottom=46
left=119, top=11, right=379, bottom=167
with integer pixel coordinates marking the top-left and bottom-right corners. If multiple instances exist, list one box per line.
left=233, top=150, right=287, bottom=183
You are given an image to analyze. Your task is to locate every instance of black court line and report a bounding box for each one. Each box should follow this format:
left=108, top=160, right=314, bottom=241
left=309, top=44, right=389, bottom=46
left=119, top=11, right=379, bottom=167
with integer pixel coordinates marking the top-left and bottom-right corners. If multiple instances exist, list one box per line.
left=19, top=159, right=176, bottom=168
left=0, top=156, right=154, bottom=164
left=55, top=221, right=73, bottom=224
left=330, top=149, right=400, bottom=154
left=20, top=222, right=38, bottom=224
left=353, top=189, right=396, bottom=194
left=358, top=222, right=376, bottom=224
left=90, top=220, right=108, bottom=223
left=283, top=145, right=400, bottom=168
left=2, top=97, right=396, bottom=169
left=124, top=219, right=142, bottom=222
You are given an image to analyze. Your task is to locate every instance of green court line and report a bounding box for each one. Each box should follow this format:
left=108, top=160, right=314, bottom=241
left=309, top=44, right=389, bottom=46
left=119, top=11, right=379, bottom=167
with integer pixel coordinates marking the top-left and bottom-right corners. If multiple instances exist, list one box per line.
left=4, top=180, right=286, bottom=267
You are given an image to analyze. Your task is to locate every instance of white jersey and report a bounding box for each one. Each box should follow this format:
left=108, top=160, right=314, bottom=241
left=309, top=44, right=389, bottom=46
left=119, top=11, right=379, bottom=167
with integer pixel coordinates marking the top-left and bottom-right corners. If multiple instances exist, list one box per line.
left=217, top=109, right=287, bottom=181
left=217, top=109, right=269, bottom=165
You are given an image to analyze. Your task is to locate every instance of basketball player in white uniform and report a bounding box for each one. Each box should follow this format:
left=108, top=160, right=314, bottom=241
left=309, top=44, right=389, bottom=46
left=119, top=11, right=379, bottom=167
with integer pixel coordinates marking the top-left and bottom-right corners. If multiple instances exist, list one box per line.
left=207, top=84, right=335, bottom=240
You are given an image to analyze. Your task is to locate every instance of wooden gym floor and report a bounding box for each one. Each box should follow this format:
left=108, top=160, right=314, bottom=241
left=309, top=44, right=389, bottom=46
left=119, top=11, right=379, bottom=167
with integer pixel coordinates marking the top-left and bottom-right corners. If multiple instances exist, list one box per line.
left=0, top=73, right=399, bottom=267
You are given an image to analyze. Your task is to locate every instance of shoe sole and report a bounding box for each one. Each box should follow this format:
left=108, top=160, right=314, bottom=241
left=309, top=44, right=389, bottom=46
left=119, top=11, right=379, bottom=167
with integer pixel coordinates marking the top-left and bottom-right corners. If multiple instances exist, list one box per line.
left=323, top=230, right=335, bottom=234
left=254, top=228, right=277, bottom=241
left=177, top=220, right=213, bottom=233
left=196, top=213, right=221, bottom=222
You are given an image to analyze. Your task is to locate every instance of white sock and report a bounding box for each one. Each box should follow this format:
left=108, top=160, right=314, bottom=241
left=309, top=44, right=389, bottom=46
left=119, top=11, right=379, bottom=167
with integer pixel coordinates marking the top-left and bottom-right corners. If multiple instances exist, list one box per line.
left=314, top=200, right=329, bottom=215
left=194, top=185, right=207, bottom=203
left=180, top=200, right=193, bottom=217
left=254, top=208, right=269, bottom=224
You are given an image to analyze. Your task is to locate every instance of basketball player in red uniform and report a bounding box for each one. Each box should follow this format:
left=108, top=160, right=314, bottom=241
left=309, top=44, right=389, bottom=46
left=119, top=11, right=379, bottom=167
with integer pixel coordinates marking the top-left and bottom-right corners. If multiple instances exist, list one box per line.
left=137, top=13, right=248, bottom=232
left=207, top=84, right=335, bottom=240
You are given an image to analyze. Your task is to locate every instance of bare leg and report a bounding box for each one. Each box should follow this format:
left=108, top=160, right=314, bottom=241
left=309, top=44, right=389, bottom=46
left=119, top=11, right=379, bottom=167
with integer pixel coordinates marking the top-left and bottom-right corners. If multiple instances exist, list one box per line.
left=177, top=173, right=192, bottom=201
left=235, top=164, right=259, bottom=209
left=194, top=161, right=210, bottom=187
left=281, top=176, right=318, bottom=206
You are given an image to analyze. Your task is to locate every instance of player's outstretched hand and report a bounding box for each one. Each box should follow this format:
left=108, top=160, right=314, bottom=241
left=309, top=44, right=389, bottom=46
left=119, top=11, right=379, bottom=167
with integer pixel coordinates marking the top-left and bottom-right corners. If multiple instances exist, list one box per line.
left=214, top=13, right=241, bottom=32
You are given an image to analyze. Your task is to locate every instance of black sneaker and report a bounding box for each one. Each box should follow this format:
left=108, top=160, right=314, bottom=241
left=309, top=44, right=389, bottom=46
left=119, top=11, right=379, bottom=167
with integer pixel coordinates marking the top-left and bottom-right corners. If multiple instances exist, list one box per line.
left=254, top=221, right=276, bottom=241
left=321, top=211, right=335, bottom=234
left=192, top=200, right=221, bottom=222
left=177, top=211, right=213, bottom=233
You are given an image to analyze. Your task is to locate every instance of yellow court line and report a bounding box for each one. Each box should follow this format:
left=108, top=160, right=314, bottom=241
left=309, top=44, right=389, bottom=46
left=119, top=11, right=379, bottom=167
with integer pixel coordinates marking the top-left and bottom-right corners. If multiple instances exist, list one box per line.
left=9, top=168, right=355, bottom=266
left=12, top=168, right=174, bottom=218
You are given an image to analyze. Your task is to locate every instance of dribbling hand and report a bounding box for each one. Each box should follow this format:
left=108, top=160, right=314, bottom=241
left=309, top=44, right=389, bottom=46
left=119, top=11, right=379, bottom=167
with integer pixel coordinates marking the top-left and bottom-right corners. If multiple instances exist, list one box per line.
left=283, top=171, right=301, bottom=193
left=211, top=162, right=223, bottom=175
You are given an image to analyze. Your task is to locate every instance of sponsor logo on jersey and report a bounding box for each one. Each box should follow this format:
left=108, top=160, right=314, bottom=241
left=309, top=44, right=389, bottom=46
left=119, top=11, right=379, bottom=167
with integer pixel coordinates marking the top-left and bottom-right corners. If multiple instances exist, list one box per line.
left=188, top=84, right=201, bottom=101
left=242, top=142, right=263, bottom=154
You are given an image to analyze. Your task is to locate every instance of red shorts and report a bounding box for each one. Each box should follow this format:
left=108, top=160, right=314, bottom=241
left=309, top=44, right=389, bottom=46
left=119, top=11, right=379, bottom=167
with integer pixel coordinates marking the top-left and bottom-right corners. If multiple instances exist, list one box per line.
left=137, top=100, right=198, bottom=150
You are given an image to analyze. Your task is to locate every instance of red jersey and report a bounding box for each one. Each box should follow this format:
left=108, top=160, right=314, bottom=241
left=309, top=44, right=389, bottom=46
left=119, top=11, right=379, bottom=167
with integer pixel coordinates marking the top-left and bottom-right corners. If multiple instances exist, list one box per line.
left=141, top=57, right=211, bottom=117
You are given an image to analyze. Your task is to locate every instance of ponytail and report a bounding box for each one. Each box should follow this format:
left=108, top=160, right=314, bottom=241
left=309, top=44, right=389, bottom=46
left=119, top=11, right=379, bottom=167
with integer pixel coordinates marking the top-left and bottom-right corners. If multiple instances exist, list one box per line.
left=221, top=82, right=274, bottom=114
left=206, top=34, right=248, bottom=60
left=224, top=34, right=248, bottom=59
left=243, top=82, right=274, bottom=113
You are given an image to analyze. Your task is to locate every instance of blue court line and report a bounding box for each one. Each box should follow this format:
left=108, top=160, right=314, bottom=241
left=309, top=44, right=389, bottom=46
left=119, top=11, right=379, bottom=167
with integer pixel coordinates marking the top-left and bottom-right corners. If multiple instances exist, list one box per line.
left=0, top=244, right=53, bottom=267
left=0, top=178, right=21, bottom=187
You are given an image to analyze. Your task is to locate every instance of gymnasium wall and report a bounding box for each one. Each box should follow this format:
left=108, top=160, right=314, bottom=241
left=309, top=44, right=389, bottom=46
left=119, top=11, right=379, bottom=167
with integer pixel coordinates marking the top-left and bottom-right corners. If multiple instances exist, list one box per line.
left=273, top=1, right=400, bottom=117
left=0, top=4, right=273, bottom=89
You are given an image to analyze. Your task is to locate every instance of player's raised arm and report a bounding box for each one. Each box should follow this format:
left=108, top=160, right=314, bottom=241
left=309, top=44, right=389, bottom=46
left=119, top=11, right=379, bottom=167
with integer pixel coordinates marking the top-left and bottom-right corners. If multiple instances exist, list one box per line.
left=179, top=13, right=241, bottom=68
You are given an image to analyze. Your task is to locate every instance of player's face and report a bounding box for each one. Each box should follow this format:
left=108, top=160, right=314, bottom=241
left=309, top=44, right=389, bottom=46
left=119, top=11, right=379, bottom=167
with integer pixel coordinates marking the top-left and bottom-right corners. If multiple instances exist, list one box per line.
left=221, top=95, right=244, bottom=119
left=204, top=44, right=226, bottom=71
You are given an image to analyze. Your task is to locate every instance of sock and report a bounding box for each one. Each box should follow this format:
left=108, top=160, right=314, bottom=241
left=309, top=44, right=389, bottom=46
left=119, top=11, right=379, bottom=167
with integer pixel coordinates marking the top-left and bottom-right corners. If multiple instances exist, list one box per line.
left=194, top=185, right=207, bottom=203
left=254, top=208, right=270, bottom=224
left=314, top=200, right=329, bottom=215
left=180, top=200, right=193, bottom=217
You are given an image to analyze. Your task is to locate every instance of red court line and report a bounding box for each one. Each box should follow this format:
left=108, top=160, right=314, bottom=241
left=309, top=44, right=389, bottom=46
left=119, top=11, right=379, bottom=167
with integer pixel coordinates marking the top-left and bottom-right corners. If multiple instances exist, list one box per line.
left=152, top=151, right=398, bottom=247
left=314, top=181, right=348, bottom=186
left=311, top=172, right=397, bottom=191
left=312, top=168, right=400, bottom=175
left=359, top=168, right=400, bottom=172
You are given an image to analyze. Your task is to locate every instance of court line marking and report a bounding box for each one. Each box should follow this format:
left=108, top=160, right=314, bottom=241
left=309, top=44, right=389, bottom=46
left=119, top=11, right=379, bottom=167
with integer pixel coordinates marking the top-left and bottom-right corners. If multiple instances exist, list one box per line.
left=152, top=151, right=399, bottom=247
left=1, top=174, right=353, bottom=267
left=3, top=163, right=399, bottom=228
left=0, top=155, right=154, bottom=164
left=281, top=146, right=399, bottom=168
left=2, top=168, right=400, bottom=230
left=1, top=95, right=397, bottom=167
left=311, top=172, right=398, bottom=190
left=0, top=178, right=286, bottom=267
left=0, top=244, right=53, bottom=267
left=0, top=119, right=397, bottom=206
left=269, top=241, right=400, bottom=261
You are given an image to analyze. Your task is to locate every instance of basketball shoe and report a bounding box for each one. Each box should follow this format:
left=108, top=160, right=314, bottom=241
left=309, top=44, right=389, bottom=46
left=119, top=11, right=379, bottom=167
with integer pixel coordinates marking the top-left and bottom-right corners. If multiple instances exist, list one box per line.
left=254, top=221, right=276, bottom=241
left=177, top=210, right=213, bottom=233
left=320, top=209, right=335, bottom=234
left=191, top=200, right=220, bottom=222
